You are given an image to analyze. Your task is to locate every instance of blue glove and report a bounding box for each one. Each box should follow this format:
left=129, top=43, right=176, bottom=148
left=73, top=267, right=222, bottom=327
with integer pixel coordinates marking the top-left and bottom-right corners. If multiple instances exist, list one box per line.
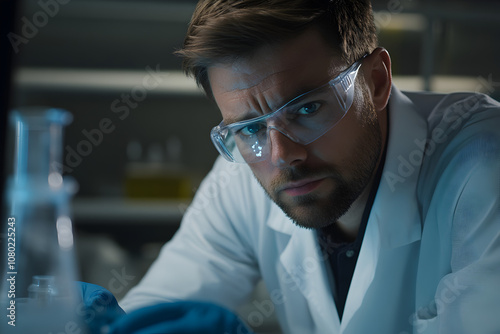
left=76, top=281, right=126, bottom=334
left=108, top=301, right=254, bottom=334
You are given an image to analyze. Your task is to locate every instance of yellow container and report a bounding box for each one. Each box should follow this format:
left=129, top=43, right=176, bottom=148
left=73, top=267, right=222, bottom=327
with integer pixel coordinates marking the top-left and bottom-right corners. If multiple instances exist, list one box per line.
left=124, top=162, right=192, bottom=199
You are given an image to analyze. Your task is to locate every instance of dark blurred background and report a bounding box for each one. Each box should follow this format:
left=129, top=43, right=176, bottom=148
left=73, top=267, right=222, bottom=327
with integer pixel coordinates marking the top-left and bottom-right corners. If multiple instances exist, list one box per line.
left=10, top=0, right=500, bottom=196
left=3, top=0, right=500, bottom=332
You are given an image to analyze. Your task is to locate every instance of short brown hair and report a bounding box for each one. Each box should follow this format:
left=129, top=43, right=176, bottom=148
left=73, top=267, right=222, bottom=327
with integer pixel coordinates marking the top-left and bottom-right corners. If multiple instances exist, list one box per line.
left=175, top=0, right=378, bottom=99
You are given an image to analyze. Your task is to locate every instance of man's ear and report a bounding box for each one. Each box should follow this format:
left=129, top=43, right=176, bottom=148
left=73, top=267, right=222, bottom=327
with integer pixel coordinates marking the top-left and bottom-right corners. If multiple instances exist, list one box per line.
left=362, top=47, right=392, bottom=112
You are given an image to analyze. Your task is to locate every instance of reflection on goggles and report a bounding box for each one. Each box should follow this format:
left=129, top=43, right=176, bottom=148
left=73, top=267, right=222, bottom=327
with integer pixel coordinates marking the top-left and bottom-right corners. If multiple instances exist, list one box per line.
left=211, top=56, right=365, bottom=163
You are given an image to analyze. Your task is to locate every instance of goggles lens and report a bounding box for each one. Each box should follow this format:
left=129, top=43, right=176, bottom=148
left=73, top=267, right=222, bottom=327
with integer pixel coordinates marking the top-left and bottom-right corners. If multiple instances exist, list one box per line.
left=211, top=57, right=364, bottom=163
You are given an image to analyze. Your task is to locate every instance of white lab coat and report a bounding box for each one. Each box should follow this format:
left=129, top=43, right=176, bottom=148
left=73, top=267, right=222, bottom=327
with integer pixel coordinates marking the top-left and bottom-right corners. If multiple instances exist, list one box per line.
left=120, top=87, right=500, bottom=334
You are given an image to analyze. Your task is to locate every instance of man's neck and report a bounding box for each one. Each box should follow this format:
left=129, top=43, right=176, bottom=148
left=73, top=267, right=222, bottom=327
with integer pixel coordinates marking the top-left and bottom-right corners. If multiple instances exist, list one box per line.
left=336, top=178, right=374, bottom=241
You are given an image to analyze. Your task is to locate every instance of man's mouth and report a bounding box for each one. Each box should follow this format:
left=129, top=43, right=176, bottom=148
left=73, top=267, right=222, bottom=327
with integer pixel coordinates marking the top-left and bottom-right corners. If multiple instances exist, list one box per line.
left=280, top=177, right=326, bottom=197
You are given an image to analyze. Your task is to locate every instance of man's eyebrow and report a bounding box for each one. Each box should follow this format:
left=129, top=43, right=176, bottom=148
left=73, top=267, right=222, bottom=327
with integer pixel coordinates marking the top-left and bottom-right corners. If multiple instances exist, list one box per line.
left=224, top=83, right=322, bottom=126
left=276, top=81, right=328, bottom=108
left=224, top=112, right=260, bottom=126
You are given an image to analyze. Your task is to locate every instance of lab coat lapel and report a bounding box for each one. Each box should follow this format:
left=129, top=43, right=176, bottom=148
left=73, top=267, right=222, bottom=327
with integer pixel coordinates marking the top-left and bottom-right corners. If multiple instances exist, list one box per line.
left=340, top=217, right=380, bottom=329
left=279, top=226, right=340, bottom=332
left=342, top=86, right=427, bottom=329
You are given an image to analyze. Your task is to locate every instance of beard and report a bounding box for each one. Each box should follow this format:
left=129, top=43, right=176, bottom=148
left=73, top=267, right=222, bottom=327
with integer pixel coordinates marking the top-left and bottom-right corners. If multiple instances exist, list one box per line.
left=256, top=95, right=383, bottom=230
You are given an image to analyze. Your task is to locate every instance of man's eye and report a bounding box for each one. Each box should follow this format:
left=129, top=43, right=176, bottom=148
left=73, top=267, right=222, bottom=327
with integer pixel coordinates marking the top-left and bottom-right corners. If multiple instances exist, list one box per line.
left=296, top=102, right=321, bottom=115
left=239, top=123, right=265, bottom=136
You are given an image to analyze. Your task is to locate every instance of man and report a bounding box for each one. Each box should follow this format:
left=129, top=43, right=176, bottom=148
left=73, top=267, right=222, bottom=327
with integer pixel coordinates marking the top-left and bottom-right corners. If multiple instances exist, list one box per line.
left=120, top=1, right=500, bottom=333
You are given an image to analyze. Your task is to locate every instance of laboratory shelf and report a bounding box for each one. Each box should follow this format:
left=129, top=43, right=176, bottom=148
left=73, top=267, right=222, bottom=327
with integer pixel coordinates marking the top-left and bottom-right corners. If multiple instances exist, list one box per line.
left=15, top=68, right=202, bottom=95
left=72, top=197, right=189, bottom=225
left=72, top=197, right=189, bottom=250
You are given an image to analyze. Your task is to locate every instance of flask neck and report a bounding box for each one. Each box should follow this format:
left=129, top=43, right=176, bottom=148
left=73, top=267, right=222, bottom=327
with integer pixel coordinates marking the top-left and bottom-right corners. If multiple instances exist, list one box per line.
left=11, top=108, right=72, bottom=186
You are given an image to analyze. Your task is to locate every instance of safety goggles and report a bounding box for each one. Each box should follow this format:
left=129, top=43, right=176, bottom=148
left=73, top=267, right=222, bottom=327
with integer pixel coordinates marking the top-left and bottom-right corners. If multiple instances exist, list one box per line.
left=210, top=56, right=365, bottom=163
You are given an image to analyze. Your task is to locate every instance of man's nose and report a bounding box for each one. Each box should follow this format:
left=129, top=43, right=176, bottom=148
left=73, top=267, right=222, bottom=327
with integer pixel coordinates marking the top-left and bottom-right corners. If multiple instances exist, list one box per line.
left=268, top=128, right=307, bottom=168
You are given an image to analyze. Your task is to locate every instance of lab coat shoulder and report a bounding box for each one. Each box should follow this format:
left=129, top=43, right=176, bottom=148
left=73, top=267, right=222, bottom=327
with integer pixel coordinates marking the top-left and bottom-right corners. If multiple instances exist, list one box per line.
left=409, top=91, right=500, bottom=333
left=412, top=91, right=500, bottom=216
left=120, top=158, right=272, bottom=312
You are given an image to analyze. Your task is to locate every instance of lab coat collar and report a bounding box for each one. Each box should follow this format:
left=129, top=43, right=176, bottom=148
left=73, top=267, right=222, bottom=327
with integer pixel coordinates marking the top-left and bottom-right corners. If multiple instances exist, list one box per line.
left=372, top=85, right=426, bottom=249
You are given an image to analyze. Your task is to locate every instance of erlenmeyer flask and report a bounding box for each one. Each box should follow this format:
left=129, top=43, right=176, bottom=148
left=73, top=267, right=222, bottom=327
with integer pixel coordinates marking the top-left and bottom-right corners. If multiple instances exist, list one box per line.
left=0, top=107, right=88, bottom=333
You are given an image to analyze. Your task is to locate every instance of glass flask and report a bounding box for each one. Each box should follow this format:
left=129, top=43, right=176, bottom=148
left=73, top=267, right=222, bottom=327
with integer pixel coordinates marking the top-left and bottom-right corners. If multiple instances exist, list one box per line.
left=0, top=107, right=88, bottom=333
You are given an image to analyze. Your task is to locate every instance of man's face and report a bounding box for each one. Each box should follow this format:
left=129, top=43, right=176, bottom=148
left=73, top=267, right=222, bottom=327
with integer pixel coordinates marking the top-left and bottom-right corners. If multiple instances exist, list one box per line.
left=208, top=28, right=384, bottom=229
